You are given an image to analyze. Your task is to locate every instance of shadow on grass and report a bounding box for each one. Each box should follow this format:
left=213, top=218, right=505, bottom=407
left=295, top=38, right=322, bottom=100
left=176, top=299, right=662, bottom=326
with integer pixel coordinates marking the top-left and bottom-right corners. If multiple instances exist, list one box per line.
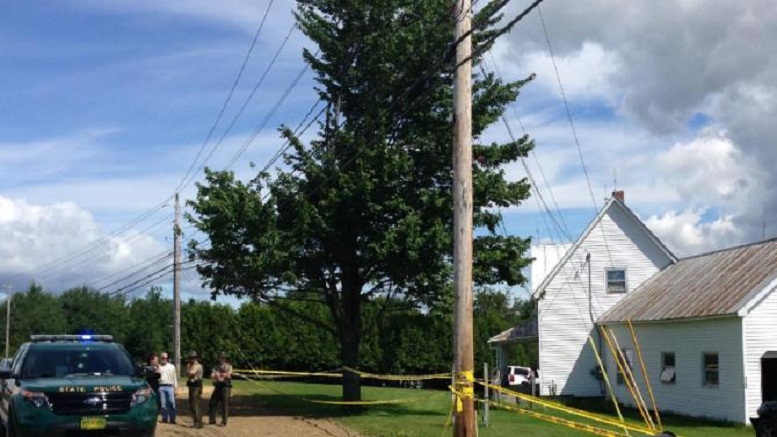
left=255, top=392, right=447, bottom=418
left=557, top=396, right=750, bottom=431
left=176, top=392, right=447, bottom=420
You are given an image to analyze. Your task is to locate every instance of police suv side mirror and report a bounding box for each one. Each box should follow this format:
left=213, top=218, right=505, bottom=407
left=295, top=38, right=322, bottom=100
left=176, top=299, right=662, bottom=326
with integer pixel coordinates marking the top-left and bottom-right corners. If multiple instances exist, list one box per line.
left=0, top=370, right=13, bottom=380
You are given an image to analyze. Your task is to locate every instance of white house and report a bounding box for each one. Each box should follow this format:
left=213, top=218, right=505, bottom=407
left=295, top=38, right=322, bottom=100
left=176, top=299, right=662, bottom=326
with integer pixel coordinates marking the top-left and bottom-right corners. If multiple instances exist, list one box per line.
left=490, top=191, right=777, bottom=423
left=531, top=192, right=676, bottom=397
left=598, top=239, right=777, bottom=423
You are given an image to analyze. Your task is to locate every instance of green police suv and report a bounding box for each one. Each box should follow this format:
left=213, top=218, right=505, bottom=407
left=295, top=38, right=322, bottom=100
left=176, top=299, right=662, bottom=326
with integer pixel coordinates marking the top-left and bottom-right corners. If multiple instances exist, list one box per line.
left=0, top=335, right=158, bottom=436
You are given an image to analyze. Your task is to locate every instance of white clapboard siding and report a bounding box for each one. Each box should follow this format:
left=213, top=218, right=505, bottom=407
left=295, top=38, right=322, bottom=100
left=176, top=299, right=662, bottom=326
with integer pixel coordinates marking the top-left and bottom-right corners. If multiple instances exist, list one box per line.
left=605, top=318, right=746, bottom=423
left=743, top=287, right=777, bottom=419
left=538, top=203, right=673, bottom=396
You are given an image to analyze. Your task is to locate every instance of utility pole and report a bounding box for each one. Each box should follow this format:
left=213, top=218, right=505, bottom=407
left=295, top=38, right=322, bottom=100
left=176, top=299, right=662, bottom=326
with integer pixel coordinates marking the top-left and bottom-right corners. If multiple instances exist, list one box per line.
left=173, top=193, right=182, bottom=377
left=4, top=281, right=11, bottom=359
left=452, top=0, right=474, bottom=434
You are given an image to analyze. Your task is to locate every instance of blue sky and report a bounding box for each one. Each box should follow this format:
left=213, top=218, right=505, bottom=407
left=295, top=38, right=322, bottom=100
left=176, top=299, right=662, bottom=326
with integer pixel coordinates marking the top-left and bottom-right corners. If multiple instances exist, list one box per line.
left=2, top=0, right=776, bottom=302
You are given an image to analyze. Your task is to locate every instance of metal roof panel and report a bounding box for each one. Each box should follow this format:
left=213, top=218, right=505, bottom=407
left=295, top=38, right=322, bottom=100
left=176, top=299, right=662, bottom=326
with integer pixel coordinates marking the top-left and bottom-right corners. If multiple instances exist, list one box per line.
left=599, top=238, right=777, bottom=322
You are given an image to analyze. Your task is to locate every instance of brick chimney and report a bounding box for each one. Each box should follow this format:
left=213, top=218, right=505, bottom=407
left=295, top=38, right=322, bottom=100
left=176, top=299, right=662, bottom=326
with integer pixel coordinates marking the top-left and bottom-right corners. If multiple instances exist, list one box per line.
left=612, top=190, right=625, bottom=202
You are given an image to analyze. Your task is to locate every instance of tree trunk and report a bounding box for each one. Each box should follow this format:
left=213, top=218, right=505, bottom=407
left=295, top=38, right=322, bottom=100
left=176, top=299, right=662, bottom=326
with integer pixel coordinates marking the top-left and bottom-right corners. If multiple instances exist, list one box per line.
left=340, top=263, right=362, bottom=403
left=341, top=318, right=362, bottom=402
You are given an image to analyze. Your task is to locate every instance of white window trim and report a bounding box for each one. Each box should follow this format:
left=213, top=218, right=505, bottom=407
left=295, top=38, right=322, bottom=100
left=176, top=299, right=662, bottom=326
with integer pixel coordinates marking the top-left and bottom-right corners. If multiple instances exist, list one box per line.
left=605, top=267, right=628, bottom=294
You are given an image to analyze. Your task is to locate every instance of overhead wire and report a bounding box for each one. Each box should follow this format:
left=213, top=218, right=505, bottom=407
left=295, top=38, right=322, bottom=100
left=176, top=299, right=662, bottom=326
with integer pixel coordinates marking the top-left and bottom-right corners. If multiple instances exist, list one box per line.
left=481, top=62, right=571, bottom=244
left=178, top=22, right=299, bottom=193
left=28, top=10, right=297, bottom=293
left=104, top=261, right=174, bottom=298
left=34, top=210, right=175, bottom=284
left=535, top=5, right=615, bottom=266
left=485, top=50, right=571, bottom=240
left=176, top=0, right=278, bottom=193
left=223, top=52, right=316, bottom=170
left=89, top=250, right=173, bottom=290
left=26, top=196, right=172, bottom=281
left=536, top=6, right=598, bottom=211
left=96, top=253, right=173, bottom=295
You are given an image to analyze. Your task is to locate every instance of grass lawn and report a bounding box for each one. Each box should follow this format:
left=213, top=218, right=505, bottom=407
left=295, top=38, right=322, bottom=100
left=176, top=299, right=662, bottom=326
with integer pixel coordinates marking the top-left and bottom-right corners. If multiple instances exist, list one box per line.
left=231, top=379, right=753, bottom=437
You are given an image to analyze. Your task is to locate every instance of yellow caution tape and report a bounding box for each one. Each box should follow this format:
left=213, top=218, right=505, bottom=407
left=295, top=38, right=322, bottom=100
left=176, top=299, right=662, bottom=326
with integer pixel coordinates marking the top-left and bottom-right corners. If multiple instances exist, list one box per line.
left=233, top=369, right=343, bottom=378
left=236, top=367, right=453, bottom=381
left=305, top=396, right=431, bottom=406
left=451, top=371, right=475, bottom=413
left=485, top=400, right=629, bottom=437
left=481, top=382, right=658, bottom=436
left=342, top=366, right=453, bottom=381
left=236, top=371, right=434, bottom=406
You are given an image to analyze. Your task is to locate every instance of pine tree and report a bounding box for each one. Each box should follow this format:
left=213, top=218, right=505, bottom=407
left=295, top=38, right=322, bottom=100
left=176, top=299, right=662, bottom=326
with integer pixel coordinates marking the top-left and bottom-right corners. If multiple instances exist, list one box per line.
left=189, top=0, right=535, bottom=401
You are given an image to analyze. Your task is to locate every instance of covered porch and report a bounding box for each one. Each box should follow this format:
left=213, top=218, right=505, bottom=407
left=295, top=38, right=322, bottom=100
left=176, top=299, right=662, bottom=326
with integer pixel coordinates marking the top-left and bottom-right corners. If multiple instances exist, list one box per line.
left=488, top=317, right=539, bottom=379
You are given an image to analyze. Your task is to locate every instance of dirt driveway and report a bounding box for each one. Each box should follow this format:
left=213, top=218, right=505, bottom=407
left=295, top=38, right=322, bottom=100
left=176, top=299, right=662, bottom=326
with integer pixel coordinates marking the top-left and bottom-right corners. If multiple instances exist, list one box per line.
left=155, top=386, right=359, bottom=437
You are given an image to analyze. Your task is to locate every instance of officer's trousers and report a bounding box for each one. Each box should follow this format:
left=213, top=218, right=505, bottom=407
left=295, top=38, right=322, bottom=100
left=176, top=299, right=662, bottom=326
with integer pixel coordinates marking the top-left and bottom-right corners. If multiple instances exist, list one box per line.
left=209, top=384, right=230, bottom=425
left=188, top=385, right=203, bottom=427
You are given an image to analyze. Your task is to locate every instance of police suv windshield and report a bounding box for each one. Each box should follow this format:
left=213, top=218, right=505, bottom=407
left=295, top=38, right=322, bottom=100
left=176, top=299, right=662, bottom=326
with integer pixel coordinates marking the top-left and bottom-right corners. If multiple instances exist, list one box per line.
left=20, top=344, right=135, bottom=379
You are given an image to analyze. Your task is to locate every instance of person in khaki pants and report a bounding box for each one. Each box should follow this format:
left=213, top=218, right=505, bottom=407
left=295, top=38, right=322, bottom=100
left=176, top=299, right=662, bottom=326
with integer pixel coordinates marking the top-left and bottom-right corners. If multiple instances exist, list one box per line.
left=209, top=352, right=232, bottom=426
left=186, top=351, right=204, bottom=429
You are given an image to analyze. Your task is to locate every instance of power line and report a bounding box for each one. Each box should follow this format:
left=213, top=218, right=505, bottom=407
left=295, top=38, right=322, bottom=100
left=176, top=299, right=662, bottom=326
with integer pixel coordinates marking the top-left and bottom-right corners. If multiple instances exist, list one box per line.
left=96, top=254, right=173, bottom=295
left=178, top=22, right=298, bottom=193
left=35, top=211, right=175, bottom=284
left=223, top=55, right=315, bottom=170
left=536, top=5, right=614, bottom=265
left=27, top=197, right=171, bottom=279
left=176, top=0, right=278, bottom=193
left=481, top=53, right=572, bottom=245
left=536, top=6, right=597, bottom=210
left=258, top=99, right=324, bottom=176
left=485, top=51, right=571, bottom=240
left=104, top=262, right=174, bottom=298
left=89, top=250, right=173, bottom=289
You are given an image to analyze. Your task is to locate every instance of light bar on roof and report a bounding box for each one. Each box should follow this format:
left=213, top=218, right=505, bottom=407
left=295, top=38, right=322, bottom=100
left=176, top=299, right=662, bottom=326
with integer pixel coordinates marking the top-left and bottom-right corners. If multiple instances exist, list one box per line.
left=29, top=335, right=114, bottom=343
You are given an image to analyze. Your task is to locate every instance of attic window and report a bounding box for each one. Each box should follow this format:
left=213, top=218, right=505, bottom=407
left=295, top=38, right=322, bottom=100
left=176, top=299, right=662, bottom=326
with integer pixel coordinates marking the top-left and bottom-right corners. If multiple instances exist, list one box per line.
left=606, top=269, right=627, bottom=294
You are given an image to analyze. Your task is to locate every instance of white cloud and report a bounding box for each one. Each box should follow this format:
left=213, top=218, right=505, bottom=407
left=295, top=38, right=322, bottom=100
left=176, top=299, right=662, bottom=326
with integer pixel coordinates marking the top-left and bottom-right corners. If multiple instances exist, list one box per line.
left=655, top=129, right=760, bottom=205
left=645, top=209, right=742, bottom=257
left=490, top=1, right=777, bottom=251
left=518, top=42, right=622, bottom=105
left=0, top=196, right=166, bottom=293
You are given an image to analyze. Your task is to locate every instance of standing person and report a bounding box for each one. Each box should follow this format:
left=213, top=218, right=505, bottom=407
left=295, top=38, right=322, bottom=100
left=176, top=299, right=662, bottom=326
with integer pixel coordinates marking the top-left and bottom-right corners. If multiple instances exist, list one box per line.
left=146, top=353, right=162, bottom=410
left=208, top=352, right=232, bottom=426
left=158, top=352, right=178, bottom=424
left=186, top=351, right=204, bottom=429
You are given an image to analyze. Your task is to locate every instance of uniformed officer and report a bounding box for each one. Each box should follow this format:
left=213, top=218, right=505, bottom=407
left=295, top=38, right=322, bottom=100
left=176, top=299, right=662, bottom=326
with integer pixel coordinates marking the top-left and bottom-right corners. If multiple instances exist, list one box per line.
left=208, top=352, right=232, bottom=426
left=186, top=351, right=204, bottom=429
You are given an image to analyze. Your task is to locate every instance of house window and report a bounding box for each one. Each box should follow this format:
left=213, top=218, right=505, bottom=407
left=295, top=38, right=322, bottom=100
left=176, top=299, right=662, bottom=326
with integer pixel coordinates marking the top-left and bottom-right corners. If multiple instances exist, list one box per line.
left=703, top=353, right=719, bottom=386
left=660, top=352, right=676, bottom=384
left=606, top=269, right=627, bottom=294
left=616, top=348, right=634, bottom=385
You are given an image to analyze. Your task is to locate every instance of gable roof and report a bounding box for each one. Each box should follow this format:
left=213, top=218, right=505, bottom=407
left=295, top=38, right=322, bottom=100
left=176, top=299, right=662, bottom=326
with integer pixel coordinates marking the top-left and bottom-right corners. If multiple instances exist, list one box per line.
left=533, top=197, right=677, bottom=299
left=599, top=238, right=777, bottom=323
